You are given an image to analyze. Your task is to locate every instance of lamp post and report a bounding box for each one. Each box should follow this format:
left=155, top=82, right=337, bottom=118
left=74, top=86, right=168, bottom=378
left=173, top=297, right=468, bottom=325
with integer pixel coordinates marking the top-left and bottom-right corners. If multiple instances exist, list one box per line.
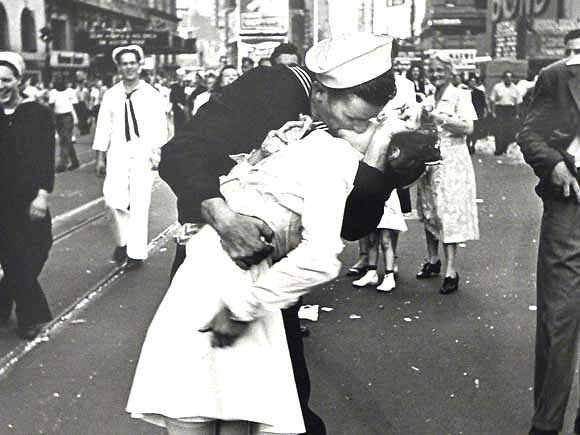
left=313, top=0, right=318, bottom=44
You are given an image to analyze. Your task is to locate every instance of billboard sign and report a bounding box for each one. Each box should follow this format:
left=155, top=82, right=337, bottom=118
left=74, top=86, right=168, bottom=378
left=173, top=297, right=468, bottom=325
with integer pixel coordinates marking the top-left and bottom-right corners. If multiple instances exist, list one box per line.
left=239, top=0, right=288, bottom=35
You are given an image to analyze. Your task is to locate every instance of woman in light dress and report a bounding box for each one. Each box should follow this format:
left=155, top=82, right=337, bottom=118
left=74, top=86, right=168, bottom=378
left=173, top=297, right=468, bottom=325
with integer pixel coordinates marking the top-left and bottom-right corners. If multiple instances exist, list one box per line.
left=415, top=54, right=480, bottom=294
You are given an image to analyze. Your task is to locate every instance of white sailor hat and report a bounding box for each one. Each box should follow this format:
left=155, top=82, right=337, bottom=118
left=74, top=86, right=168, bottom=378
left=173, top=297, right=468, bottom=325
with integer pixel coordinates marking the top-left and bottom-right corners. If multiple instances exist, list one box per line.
left=112, top=45, right=144, bottom=64
left=305, top=33, right=393, bottom=89
left=0, top=52, right=25, bottom=77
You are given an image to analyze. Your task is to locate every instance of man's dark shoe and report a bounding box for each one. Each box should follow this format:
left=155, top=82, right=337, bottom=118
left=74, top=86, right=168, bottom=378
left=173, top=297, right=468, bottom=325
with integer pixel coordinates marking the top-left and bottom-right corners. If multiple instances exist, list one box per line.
left=299, top=325, right=310, bottom=338
left=529, top=427, right=558, bottom=435
left=574, top=413, right=580, bottom=434
left=112, top=246, right=127, bottom=264
left=416, top=260, right=441, bottom=279
left=55, top=164, right=67, bottom=173
left=68, top=161, right=80, bottom=171
left=124, top=258, right=144, bottom=271
left=17, top=323, right=46, bottom=340
left=440, top=273, right=460, bottom=295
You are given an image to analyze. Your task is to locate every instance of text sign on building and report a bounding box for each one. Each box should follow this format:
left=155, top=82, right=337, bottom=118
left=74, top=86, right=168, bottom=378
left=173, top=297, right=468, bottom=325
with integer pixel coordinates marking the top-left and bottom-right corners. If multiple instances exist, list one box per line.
left=87, top=30, right=170, bottom=52
left=425, top=49, right=477, bottom=69
left=50, top=51, right=90, bottom=68
left=239, top=0, right=288, bottom=34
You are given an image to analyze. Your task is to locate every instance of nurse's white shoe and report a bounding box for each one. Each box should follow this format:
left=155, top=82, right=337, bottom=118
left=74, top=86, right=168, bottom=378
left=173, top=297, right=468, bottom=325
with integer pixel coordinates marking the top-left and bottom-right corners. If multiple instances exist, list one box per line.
left=352, top=269, right=380, bottom=287
left=377, top=272, right=396, bottom=292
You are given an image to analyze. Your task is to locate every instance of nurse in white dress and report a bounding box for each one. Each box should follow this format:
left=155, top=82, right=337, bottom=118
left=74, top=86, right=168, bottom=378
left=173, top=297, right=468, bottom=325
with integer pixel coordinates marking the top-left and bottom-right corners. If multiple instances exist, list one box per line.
left=127, top=127, right=368, bottom=434
left=92, top=45, right=168, bottom=266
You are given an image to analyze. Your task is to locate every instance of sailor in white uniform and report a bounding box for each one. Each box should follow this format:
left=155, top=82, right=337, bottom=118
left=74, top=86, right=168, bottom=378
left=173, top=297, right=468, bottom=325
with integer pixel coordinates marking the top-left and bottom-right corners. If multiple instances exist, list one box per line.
left=93, top=45, right=168, bottom=269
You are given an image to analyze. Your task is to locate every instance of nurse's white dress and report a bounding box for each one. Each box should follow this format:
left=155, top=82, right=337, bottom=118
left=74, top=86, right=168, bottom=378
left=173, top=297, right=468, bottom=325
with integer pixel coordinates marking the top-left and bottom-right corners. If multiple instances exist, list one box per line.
left=126, top=130, right=361, bottom=434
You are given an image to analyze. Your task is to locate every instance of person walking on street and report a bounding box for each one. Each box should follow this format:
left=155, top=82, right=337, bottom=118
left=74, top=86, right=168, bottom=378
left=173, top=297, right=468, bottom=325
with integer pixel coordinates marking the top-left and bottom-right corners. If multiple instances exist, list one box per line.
left=490, top=71, right=522, bottom=156
left=93, top=45, right=168, bottom=270
left=49, top=77, right=79, bottom=172
left=0, top=52, right=55, bottom=340
left=517, top=29, right=580, bottom=435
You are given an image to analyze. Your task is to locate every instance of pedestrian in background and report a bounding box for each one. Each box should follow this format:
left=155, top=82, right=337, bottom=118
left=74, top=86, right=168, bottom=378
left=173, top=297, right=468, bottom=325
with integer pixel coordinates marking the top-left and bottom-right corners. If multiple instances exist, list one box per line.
left=517, top=28, right=580, bottom=435
left=0, top=52, right=55, bottom=340
left=406, top=64, right=427, bottom=102
left=191, top=65, right=238, bottom=116
left=489, top=70, right=522, bottom=156
left=49, top=77, right=79, bottom=173
left=241, top=56, right=254, bottom=73
left=270, top=42, right=301, bottom=66
left=466, top=74, right=489, bottom=154
left=415, top=54, right=479, bottom=295
left=92, top=45, right=168, bottom=270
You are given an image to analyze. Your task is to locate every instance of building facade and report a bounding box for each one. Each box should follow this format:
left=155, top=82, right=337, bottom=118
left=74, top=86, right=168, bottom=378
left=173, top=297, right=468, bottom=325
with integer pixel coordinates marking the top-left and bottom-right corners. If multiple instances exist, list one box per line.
left=421, top=0, right=488, bottom=52
left=489, top=0, right=580, bottom=71
left=214, top=0, right=330, bottom=69
left=45, top=0, right=183, bottom=82
left=0, top=0, right=48, bottom=80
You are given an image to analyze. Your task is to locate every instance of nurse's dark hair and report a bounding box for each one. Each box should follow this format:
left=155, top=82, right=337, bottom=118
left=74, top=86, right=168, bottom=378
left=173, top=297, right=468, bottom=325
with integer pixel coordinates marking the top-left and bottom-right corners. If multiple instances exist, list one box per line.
left=323, top=69, right=397, bottom=107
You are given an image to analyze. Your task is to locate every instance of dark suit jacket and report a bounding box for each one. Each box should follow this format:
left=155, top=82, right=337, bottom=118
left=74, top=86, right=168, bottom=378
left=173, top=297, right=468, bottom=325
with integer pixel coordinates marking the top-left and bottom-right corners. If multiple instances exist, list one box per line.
left=159, top=65, right=392, bottom=241
left=517, top=58, right=580, bottom=199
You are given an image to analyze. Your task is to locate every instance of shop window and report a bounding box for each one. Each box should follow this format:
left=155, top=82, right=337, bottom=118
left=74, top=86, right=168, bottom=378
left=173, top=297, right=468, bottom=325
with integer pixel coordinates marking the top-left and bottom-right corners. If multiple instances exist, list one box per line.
left=0, top=3, right=9, bottom=50
left=21, top=8, right=37, bottom=52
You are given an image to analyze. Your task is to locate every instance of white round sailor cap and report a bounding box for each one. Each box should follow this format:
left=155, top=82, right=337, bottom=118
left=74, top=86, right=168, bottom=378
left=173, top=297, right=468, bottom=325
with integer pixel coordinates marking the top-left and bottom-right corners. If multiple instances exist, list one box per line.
left=305, top=33, right=393, bottom=89
left=0, top=52, right=25, bottom=77
left=112, top=45, right=144, bottom=64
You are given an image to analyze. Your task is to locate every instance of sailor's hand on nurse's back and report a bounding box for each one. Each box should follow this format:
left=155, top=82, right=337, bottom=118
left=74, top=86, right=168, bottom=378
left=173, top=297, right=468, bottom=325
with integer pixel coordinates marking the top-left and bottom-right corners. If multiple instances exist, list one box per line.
left=201, top=198, right=274, bottom=270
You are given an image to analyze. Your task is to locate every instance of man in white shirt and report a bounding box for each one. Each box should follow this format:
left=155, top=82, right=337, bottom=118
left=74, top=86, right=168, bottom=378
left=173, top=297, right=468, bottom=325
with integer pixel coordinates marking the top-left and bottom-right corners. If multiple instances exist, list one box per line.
left=489, top=70, right=523, bottom=155
left=93, top=45, right=168, bottom=270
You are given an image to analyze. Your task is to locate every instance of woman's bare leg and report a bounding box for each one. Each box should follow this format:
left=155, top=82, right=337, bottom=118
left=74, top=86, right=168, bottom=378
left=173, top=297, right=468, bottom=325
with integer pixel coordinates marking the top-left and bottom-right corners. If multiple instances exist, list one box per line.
left=443, top=243, right=458, bottom=278
left=425, top=229, right=439, bottom=264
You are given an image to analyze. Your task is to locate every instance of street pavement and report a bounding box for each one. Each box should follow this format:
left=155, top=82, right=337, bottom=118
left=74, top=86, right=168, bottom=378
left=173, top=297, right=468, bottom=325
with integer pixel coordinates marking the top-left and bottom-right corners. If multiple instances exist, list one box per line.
left=0, top=137, right=577, bottom=435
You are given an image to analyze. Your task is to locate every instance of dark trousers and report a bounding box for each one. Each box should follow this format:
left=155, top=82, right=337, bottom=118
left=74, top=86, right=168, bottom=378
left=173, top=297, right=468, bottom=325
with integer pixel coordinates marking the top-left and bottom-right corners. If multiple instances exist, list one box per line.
left=397, top=188, right=412, bottom=214
left=55, top=112, right=78, bottom=169
left=0, top=210, right=53, bottom=327
left=532, top=198, right=580, bottom=431
left=494, top=105, right=518, bottom=155
left=73, top=102, right=90, bottom=135
left=171, top=244, right=327, bottom=435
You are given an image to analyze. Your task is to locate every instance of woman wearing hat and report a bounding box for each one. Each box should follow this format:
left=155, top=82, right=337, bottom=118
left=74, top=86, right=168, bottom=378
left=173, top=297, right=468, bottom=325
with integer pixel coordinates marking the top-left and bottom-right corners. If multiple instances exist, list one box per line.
left=415, top=54, right=480, bottom=294
left=0, top=52, right=55, bottom=339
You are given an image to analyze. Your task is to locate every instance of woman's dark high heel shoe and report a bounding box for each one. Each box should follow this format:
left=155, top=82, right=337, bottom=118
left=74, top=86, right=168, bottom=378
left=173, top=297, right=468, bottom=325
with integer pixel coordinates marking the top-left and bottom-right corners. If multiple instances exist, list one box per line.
left=416, top=260, right=441, bottom=279
left=440, top=273, right=460, bottom=295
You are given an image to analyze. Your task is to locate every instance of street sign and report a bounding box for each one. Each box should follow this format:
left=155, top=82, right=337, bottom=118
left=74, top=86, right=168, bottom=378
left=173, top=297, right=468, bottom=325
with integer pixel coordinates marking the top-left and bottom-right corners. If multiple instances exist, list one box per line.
left=239, top=0, right=288, bottom=35
left=49, top=51, right=90, bottom=69
left=87, top=29, right=170, bottom=52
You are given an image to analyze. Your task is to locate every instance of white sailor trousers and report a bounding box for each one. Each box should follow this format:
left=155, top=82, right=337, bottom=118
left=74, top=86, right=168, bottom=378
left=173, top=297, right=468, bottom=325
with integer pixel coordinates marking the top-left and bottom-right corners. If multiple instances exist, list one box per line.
left=103, top=141, right=155, bottom=260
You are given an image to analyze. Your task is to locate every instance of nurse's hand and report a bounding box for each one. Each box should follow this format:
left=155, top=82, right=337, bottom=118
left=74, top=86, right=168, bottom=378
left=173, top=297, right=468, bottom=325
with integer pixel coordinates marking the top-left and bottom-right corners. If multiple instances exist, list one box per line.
left=201, top=198, right=274, bottom=270
left=199, top=306, right=250, bottom=348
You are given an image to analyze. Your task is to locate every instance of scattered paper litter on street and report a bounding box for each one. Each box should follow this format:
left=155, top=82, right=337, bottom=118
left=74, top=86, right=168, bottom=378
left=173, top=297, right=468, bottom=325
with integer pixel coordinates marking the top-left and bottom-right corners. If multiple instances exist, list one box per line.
left=298, top=305, right=319, bottom=322
left=320, top=307, right=334, bottom=312
left=529, top=305, right=537, bottom=311
left=349, top=314, right=361, bottom=320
